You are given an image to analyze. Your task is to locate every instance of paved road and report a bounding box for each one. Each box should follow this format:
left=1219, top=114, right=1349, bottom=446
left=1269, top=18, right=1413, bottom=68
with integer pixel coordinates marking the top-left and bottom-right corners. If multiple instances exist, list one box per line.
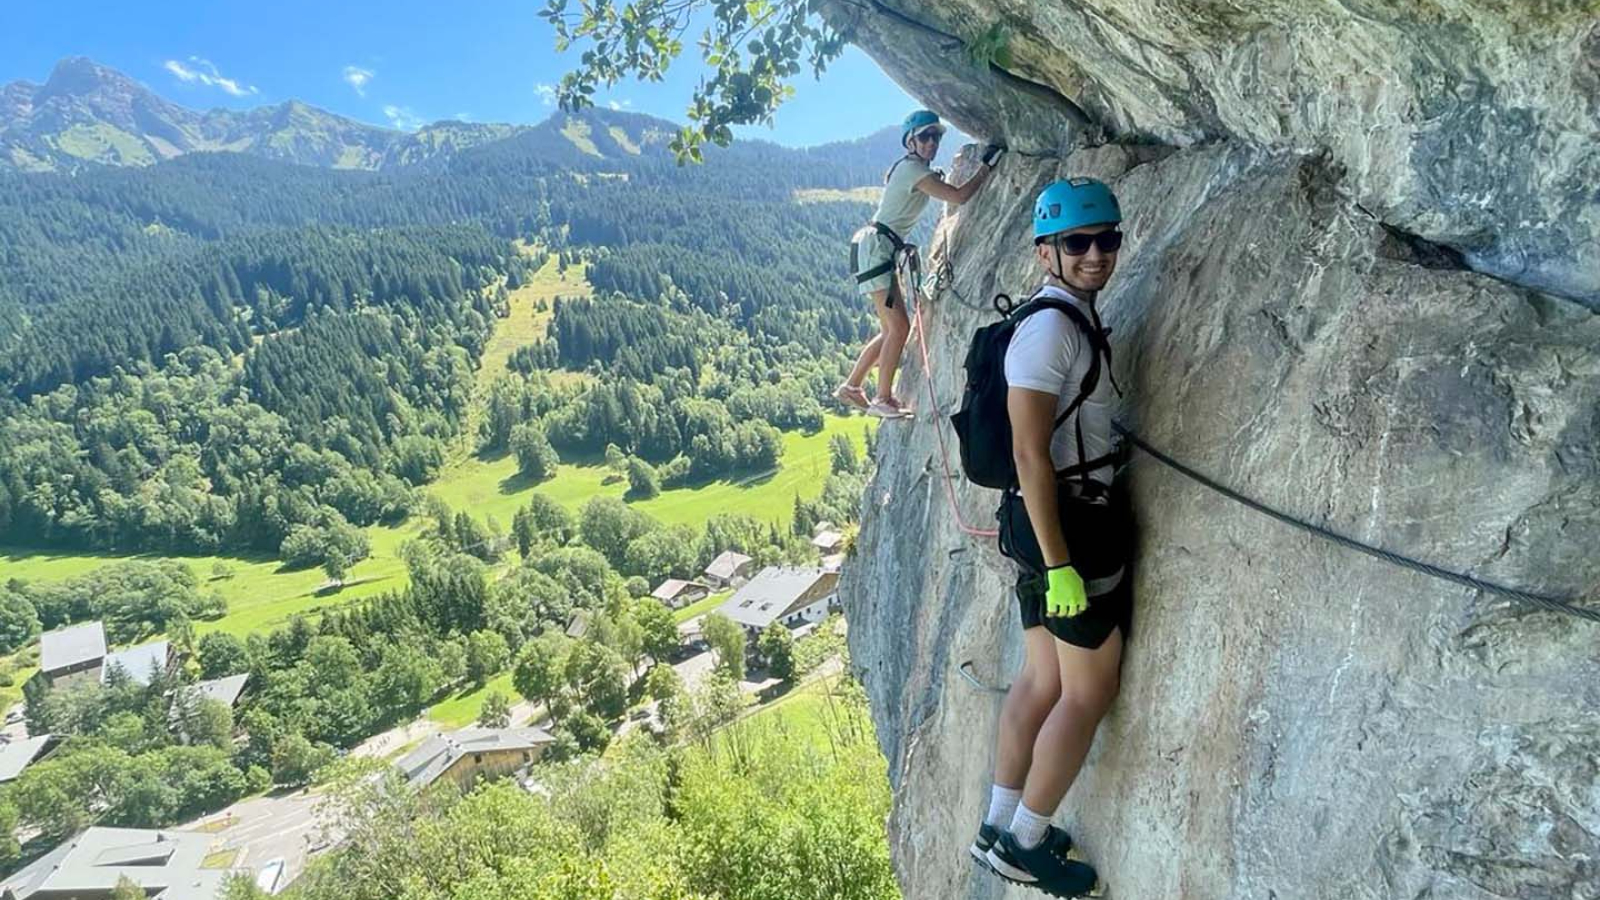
left=184, top=790, right=331, bottom=888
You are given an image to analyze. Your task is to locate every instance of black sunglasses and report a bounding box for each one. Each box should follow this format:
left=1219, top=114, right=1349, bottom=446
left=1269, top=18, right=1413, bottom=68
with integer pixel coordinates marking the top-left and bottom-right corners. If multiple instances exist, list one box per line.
left=1050, top=230, right=1124, bottom=255
left=914, top=131, right=943, bottom=143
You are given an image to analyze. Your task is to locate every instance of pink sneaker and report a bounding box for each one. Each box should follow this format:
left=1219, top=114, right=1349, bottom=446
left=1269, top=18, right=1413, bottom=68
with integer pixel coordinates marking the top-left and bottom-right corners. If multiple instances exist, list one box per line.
left=866, top=396, right=913, bottom=419
left=833, top=383, right=869, bottom=411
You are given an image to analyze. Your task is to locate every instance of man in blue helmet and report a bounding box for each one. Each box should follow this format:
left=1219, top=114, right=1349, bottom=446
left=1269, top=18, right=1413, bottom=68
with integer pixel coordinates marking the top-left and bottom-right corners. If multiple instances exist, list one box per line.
left=837, top=109, right=1001, bottom=418
left=972, top=178, right=1132, bottom=897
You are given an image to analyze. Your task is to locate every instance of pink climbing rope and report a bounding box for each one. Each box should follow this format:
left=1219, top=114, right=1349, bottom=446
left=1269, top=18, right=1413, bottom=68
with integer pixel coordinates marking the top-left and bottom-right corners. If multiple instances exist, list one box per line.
left=912, top=299, right=999, bottom=539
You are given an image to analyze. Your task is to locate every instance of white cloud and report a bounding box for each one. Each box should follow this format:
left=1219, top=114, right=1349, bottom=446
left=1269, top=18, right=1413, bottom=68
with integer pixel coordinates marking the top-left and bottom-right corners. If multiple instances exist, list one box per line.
left=342, top=66, right=374, bottom=97
left=606, top=99, right=633, bottom=111
left=163, top=57, right=257, bottom=97
left=534, top=83, right=558, bottom=107
left=382, top=104, right=424, bottom=131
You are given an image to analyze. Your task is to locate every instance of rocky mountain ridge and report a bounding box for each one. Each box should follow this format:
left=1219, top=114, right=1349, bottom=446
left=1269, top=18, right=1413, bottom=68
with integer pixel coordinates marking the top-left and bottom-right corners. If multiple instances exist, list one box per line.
left=0, top=57, right=522, bottom=172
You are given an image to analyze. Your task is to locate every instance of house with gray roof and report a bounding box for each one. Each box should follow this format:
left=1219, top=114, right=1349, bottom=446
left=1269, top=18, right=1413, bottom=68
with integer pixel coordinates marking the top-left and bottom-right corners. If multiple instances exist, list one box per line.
left=702, top=550, right=754, bottom=589
left=395, top=726, right=557, bottom=791
left=101, top=640, right=173, bottom=687
left=651, top=578, right=711, bottom=609
left=39, top=622, right=107, bottom=688
left=810, top=530, right=845, bottom=554
left=0, top=826, right=244, bottom=900
left=564, top=609, right=591, bottom=640
left=0, top=735, right=61, bottom=784
left=192, top=673, right=251, bottom=709
left=714, top=566, right=840, bottom=637
left=169, top=674, right=251, bottom=738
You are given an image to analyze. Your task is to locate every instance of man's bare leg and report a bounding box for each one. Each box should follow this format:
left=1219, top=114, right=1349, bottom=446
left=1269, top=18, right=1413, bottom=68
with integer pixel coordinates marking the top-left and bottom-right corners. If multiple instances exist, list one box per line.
left=1018, top=629, right=1124, bottom=821
left=994, top=625, right=1062, bottom=788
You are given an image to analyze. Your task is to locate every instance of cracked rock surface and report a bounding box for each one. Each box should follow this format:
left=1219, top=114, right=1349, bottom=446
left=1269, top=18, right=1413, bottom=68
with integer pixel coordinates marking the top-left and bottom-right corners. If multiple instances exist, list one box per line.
left=839, top=137, right=1600, bottom=897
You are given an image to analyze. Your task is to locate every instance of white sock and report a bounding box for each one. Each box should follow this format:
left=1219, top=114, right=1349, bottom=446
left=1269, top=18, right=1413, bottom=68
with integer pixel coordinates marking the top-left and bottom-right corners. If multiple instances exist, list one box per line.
left=985, top=784, right=1023, bottom=827
left=1010, top=802, right=1054, bottom=849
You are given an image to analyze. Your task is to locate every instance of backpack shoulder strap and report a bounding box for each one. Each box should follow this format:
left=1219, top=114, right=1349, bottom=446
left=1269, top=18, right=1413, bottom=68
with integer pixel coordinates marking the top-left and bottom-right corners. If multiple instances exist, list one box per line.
left=1009, top=297, right=1103, bottom=432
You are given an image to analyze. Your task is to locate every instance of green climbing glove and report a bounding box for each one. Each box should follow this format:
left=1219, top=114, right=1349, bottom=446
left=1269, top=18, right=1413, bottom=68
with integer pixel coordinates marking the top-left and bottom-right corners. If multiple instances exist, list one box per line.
left=1045, top=565, right=1088, bottom=618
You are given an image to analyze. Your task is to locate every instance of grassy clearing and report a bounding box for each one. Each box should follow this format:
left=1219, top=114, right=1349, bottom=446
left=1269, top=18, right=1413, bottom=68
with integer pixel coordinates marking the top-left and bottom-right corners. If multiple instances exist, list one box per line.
left=560, top=119, right=601, bottom=157
left=793, top=187, right=879, bottom=205
left=55, top=123, right=155, bottom=166
left=427, top=669, right=517, bottom=728
left=0, top=665, right=37, bottom=712
left=725, top=673, right=862, bottom=749
left=673, top=589, right=732, bottom=625
left=0, top=523, right=418, bottom=642
left=432, top=414, right=870, bottom=532
left=477, top=253, right=590, bottom=390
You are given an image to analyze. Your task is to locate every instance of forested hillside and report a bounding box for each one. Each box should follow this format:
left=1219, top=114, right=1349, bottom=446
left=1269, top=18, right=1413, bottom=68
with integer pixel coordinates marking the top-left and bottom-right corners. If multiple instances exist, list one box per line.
left=0, top=106, right=902, bottom=560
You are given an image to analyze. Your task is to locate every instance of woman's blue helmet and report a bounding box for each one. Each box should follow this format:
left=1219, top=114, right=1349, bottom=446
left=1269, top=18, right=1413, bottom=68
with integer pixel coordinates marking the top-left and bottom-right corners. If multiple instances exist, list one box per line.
left=1034, top=178, right=1121, bottom=243
left=901, top=109, right=946, bottom=148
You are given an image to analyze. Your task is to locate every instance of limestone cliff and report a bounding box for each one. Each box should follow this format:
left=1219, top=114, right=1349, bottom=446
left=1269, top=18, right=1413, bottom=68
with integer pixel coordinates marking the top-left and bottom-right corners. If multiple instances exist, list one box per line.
left=825, top=2, right=1600, bottom=897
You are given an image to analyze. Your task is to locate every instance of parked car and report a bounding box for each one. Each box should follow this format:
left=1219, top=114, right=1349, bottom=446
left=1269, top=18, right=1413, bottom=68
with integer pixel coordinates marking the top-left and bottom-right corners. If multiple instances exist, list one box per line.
left=255, top=858, right=285, bottom=895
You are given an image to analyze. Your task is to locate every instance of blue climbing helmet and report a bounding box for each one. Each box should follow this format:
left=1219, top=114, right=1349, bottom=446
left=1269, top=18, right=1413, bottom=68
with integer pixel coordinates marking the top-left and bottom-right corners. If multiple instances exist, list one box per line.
left=1033, top=178, right=1122, bottom=243
left=901, top=109, right=946, bottom=148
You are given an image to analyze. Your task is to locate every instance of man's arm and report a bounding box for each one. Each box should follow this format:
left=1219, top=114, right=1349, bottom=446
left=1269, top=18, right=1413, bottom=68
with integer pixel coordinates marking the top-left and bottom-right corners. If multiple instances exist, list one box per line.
left=1009, top=386, right=1069, bottom=567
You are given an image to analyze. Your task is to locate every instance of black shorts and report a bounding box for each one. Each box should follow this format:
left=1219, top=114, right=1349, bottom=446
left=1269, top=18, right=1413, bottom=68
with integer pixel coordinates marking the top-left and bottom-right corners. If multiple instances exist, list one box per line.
left=998, top=481, right=1135, bottom=649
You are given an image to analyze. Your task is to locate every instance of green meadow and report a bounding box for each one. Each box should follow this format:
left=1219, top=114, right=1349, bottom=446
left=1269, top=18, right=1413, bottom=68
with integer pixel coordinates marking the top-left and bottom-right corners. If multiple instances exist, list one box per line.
left=0, top=522, right=417, bottom=641
left=430, top=413, right=865, bottom=531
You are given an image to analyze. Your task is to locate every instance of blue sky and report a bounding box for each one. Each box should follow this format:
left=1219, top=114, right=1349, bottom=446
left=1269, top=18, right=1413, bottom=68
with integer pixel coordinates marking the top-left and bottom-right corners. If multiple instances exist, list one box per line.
left=0, top=0, right=926, bottom=147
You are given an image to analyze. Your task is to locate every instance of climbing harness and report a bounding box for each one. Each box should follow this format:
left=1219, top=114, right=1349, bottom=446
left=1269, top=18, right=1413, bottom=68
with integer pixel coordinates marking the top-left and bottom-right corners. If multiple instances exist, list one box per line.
left=852, top=220, right=924, bottom=310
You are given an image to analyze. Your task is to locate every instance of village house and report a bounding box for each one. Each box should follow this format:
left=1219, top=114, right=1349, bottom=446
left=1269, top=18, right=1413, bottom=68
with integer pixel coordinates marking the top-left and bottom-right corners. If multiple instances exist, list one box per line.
left=810, top=530, right=845, bottom=555
left=650, top=578, right=711, bottom=609
left=713, top=566, right=840, bottom=640
left=102, top=640, right=174, bottom=686
left=395, top=726, right=557, bottom=791
left=0, top=735, right=61, bottom=785
left=38, top=622, right=107, bottom=689
left=0, top=826, right=245, bottom=900
left=37, top=622, right=175, bottom=690
left=701, top=550, right=754, bottom=589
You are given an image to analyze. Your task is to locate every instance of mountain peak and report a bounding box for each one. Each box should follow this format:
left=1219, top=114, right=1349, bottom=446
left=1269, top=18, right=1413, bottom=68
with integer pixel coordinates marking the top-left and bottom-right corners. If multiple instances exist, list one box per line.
left=39, top=56, right=140, bottom=100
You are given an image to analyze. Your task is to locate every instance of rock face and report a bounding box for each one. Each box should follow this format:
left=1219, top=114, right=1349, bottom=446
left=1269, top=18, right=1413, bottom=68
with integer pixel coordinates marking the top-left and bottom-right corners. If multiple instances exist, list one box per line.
left=824, top=0, right=1600, bottom=307
left=829, top=5, right=1600, bottom=897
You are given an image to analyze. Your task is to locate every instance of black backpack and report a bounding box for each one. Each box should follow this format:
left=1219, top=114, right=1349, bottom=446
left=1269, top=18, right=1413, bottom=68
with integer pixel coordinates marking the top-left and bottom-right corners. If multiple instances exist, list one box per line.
left=951, top=292, right=1116, bottom=489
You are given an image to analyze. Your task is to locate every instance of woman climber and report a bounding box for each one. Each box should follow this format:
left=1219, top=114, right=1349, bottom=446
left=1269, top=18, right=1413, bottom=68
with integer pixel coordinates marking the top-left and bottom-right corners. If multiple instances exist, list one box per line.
left=835, top=109, right=1003, bottom=418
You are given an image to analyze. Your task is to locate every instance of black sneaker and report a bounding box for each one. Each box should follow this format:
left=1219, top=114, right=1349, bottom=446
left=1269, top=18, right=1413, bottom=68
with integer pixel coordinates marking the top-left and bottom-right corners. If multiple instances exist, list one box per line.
left=969, top=822, right=1000, bottom=865
left=972, top=822, right=1071, bottom=868
left=986, top=830, right=1096, bottom=897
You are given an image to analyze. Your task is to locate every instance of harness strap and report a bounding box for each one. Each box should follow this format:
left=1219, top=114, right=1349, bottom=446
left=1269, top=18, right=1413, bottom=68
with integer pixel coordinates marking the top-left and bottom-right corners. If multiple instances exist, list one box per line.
left=1055, top=454, right=1119, bottom=485
left=853, top=221, right=923, bottom=301
left=872, top=221, right=908, bottom=252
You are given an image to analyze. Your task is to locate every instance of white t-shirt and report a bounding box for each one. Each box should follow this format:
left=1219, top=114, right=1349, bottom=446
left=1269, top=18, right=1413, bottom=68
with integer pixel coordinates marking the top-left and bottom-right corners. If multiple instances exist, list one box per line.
left=1002, top=285, right=1115, bottom=484
left=872, top=156, right=938, bottom=238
